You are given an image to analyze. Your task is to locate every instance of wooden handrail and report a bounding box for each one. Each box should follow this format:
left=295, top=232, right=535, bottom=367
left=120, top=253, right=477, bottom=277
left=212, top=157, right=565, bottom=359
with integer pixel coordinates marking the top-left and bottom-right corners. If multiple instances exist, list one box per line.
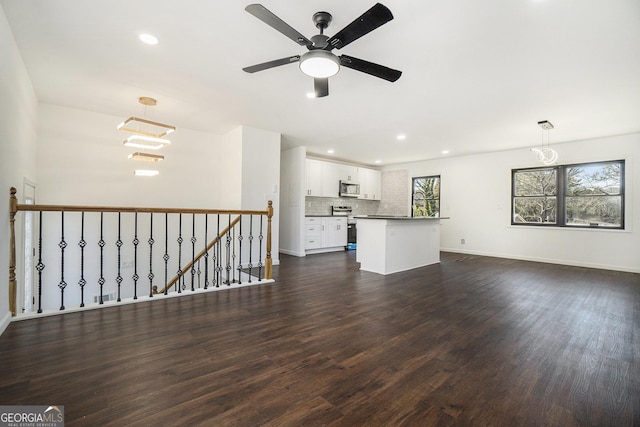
left=155, top=215, right=241, bottom=294
left=14, top=203, right=268, bottom=216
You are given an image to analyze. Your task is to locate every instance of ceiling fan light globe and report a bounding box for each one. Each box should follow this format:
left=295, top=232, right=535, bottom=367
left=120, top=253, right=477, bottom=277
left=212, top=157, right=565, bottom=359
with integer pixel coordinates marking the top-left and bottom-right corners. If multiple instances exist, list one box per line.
left=299, top=50, right=340, bottom=78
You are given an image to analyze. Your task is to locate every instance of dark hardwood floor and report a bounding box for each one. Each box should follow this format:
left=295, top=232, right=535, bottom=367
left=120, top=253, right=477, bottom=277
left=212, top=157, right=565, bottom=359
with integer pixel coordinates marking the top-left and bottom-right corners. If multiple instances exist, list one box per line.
left=1, top=251, right=639, bottom=426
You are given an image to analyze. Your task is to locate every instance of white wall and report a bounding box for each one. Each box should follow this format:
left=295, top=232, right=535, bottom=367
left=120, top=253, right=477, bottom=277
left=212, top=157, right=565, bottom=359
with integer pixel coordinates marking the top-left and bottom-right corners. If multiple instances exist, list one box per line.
left=279, top=147, right=306, bottom=256
left=240, top=126, right=281, bottom=264
left=0, top=4, right=38, bottom=331
left=37, top=103, right=231, bottom=207
left=386, top=133, right=639, bottom=272
left=218, top=126, right=243, bottom=209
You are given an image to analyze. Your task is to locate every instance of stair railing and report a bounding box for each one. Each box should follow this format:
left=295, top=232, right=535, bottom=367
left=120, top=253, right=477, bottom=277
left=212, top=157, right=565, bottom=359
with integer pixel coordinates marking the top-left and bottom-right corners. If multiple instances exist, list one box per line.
left=8, top=187, right=273, bottom=317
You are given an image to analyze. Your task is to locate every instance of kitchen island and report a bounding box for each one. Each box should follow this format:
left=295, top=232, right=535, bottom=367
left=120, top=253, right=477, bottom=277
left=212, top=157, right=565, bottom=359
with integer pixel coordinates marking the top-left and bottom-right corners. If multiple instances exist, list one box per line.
left=355, top=216, right=444, bottom=275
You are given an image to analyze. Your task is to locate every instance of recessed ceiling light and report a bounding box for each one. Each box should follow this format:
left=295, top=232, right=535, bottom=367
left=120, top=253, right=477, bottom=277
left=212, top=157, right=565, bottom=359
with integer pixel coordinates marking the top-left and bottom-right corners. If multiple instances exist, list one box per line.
left=396, top=134, right=406, bottom=141
left=306, top=92, right=316, bottom=99
left=327, top=149, right=335, bottom=154
left=441, top=150, right=450, bottom=155
left=375, top=160, right=382, bottom=164
left=139, top=33, right=159, bottom=45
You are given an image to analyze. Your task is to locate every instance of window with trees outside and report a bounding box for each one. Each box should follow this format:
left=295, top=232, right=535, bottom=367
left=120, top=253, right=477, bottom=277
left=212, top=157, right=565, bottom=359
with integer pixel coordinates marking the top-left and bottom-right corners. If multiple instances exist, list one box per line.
left=512, top=160, right=624, bottom=229
left=412, top=175, right=440, bottom=217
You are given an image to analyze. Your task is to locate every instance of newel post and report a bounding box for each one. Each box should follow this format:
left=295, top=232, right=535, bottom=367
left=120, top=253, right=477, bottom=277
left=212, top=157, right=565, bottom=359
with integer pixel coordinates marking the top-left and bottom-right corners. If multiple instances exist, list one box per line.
left=9, top=187, right=18, bottom=316
left=265, top=200, right=273, bottom=280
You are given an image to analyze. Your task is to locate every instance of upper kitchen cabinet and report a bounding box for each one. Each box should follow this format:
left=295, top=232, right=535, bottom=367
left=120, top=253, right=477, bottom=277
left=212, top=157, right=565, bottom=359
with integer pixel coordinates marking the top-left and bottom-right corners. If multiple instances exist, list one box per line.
left=305, top=158, right=381, bottom=199
left=305, top=158, right=324, bottom=196
left=306, top=159, right=340, bottom=198
left=337, top=164, right=358, bottom=183
left=358, top=167, right=382, bottom=200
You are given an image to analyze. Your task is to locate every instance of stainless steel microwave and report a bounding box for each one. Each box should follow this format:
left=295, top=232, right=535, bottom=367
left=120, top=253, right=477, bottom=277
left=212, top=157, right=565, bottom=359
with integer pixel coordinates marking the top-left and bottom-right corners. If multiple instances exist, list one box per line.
left=339, top=181, right=360, bottom=197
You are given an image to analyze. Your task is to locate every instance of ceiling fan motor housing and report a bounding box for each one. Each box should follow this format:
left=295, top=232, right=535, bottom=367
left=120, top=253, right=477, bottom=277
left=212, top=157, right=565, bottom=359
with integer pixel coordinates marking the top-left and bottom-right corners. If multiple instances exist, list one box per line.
left=311, top=34, right=329, bottom=49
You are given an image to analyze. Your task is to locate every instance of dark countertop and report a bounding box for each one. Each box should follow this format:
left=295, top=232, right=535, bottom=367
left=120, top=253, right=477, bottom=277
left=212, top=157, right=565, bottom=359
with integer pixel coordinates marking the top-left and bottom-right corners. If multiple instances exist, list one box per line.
left=353, top=215, right=447, bottom=220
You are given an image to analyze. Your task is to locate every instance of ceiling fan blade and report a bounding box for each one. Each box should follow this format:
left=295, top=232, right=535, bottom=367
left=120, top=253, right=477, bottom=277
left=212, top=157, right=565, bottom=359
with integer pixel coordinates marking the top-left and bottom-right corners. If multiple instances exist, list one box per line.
left=339, top=55, right=402, bottom=82
left=314, top=78, right=329, bottom=98
left=243, top=56, right=301, bottom=73
left=245, top=4, right=313, bottom=48
left=325, top=3, right=394, bottom=50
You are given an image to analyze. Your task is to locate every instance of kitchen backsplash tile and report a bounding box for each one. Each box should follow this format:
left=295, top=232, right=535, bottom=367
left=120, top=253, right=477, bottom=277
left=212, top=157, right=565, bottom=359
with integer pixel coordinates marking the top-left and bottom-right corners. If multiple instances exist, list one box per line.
left=378, top=169, right=410, bottom=217
left=305, top=197, right=380, bottom=216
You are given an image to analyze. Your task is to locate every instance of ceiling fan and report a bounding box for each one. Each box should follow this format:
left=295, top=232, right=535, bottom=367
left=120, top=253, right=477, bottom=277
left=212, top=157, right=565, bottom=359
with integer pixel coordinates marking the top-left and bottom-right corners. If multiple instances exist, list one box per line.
left=242, top=3, right=402, bottom=97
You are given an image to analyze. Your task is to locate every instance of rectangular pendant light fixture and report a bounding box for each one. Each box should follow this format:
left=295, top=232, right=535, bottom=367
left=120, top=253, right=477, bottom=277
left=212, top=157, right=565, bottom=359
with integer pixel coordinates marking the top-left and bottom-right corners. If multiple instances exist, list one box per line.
left=117, top=116, right=175, bottom=138
left=128, top=152, right=164, bottom=162
left=134, top=169, right=160, bottom=176
left=123, top=135, right=171, bottom=150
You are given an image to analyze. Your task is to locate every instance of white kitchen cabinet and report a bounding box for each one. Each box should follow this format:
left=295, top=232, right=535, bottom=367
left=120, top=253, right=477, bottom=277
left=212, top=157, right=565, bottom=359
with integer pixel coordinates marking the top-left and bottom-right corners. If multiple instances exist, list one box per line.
left=306, top=158, right=380, bottom=199
left=321, top=162, right=340, bottom=197
left=305, top=217, right=347, bottom=252
left=305, top=159, right=324, bottom=196
left=337, top=164, right=358, bottom=183
left=358, top=167, right=382, bottom=200
left=323, top=217, right=348, bottom=248
left=304, top=217, right=323, bottom=249
left=305, top=159, right=340, bottom=198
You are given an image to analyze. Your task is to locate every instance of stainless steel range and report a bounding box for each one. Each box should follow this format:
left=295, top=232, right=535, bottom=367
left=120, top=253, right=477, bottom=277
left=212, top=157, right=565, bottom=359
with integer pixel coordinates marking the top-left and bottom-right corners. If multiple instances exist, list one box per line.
left=332, top=206, right=357, bottom=247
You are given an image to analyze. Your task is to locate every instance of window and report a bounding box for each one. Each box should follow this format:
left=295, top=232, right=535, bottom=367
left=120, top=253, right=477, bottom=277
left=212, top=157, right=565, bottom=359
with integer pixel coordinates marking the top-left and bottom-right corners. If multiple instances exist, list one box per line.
left=412, top=175, right=440, bottom=217
left=512, top=160, right=624, bottom=228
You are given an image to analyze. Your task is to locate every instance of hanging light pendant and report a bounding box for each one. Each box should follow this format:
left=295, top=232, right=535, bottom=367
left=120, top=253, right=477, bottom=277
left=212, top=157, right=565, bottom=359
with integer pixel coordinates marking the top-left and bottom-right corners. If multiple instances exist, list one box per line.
left=128, top=152, right=164, bottom=162
left=531, top=120, right=558, bottom=165
left=117, top=97, right=175, bottom=138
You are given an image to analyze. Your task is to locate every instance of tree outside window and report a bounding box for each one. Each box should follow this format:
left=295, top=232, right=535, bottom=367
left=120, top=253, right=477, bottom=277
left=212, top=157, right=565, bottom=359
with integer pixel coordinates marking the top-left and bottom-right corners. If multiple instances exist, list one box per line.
left=512, top=160, right=624, bottom=228
left=412, top=175, right=440, bottom=217
left=565, top=162, right=623, bottom=227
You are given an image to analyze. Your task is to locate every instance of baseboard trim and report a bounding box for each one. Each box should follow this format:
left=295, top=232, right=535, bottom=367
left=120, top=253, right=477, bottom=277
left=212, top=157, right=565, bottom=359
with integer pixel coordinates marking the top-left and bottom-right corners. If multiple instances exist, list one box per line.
left=279, top=249, right=306, bottom=257
left=12, top=277, right=275, bottom=322
left=0, top=311, right=11, bottom=336
left=440, top=248, right=640, bottom=274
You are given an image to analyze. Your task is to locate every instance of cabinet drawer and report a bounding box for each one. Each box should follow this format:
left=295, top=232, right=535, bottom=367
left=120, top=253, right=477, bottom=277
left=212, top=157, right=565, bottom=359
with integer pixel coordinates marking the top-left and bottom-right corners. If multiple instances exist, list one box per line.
left=305, top=217, right=323, bottom=225
left=305, top=238, right=322, bottom=249
left=305, top=225, right=322, bottom=234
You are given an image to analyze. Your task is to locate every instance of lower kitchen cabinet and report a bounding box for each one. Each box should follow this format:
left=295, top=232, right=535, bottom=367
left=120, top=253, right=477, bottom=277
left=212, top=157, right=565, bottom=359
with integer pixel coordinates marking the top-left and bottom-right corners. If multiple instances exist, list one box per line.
left=305, top=217, right=347, bottom=253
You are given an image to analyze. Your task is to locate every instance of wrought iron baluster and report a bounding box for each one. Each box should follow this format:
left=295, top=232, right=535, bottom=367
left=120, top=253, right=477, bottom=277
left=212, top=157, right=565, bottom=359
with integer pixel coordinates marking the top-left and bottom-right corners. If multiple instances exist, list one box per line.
left=36, top=211, right=44, bottom=314
left=191, top=213, right=196, bottom=291
left=215, top=215, right=221, bottom=287
left=78, top=212, right=86, bottom=307
left=258, top=215, right=264, bottom=281
left=232, top=219, right=237, bottom=284
left=225, top=214, right=231, bottom=285
left=98, top=212, right=106, bottom=304
left=197, top=258, right=201, bottom=288
left=204, top=214, right=209, bottom=289
left=177, top=213, right=183, bottom=292
left=58, top=211, right=68, bottom=310
left=148, top=212, right=154, bottom=298
left=163, top=213, right=169, bottom=295
left=248, top=215, right=253, bottom=283
left=132, top=212, right=139, bottom=300
left=115, top=212, right=123, bottom=302
left=237, top=215, right=243, bottom=284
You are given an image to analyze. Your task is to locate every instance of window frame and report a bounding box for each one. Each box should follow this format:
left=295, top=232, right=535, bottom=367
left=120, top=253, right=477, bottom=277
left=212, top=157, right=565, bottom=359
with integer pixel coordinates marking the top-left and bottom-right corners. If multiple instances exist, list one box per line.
left=511, top=160, right=625, bottom=229
left=412, top=175, right=441, bottom=218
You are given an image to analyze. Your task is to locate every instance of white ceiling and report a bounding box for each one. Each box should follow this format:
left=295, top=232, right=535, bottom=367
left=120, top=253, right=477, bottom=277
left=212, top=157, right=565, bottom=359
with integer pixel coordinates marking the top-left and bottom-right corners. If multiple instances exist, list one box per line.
left=2, top=0, right=640, bottom=166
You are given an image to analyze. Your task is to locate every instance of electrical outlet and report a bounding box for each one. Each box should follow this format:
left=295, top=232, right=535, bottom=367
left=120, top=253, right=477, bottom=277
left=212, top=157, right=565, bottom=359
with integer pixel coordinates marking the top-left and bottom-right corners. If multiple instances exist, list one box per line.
left=461, top=238, right=466, bottom=245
